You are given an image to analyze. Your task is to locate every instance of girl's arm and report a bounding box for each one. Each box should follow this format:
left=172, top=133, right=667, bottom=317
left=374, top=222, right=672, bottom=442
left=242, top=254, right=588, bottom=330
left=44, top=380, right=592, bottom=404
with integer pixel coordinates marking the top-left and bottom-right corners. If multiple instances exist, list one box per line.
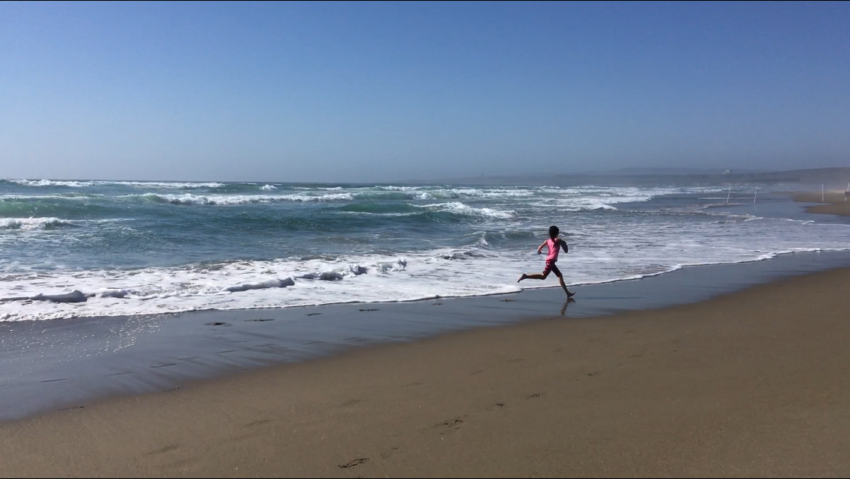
left=560, top=239, right=569, bottom=254
left=537, top=241, right=548, bottom=254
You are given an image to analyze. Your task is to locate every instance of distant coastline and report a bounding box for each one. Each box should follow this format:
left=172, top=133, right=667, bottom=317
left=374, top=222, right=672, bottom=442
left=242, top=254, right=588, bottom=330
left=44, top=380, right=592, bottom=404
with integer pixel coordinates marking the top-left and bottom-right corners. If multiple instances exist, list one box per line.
left=416, top=166, right=850, bottom=188
left=793, top=191, right=850, bottom=217
left=6, top=167, right=850, bottom=190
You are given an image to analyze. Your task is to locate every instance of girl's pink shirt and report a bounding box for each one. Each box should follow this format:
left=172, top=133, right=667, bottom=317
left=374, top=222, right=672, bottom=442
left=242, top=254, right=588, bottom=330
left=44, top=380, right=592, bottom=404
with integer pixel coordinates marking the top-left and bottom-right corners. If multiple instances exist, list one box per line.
left=545, top=238, right=560, bottom=262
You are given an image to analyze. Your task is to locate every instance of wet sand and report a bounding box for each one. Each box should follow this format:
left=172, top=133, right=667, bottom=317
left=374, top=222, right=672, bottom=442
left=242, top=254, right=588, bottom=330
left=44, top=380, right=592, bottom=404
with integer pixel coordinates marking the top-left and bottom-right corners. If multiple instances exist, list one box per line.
left=2, top=267, right=850, bottom=477
left=793, top=191, right=850, bottom=217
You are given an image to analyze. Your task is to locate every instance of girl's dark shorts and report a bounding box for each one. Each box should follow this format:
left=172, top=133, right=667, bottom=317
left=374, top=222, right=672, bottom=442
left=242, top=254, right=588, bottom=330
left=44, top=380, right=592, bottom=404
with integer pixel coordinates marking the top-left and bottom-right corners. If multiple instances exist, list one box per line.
left=544, top=261, right=562, bottom=278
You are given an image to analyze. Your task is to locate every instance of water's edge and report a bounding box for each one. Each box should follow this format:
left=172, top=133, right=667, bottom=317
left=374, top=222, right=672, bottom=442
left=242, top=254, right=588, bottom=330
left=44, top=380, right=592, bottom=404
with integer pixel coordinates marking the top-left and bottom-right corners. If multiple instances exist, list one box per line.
left=2, top=248, right=849, bottom=422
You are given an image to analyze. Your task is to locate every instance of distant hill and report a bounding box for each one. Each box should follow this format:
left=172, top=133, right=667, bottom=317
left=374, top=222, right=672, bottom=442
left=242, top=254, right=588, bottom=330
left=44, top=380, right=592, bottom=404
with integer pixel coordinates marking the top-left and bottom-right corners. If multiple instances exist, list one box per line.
left=588, top=167, right=766, bottom=176
left=419, top=167, right=850, bottom=188
left=733, top=168, right=850, bottom=187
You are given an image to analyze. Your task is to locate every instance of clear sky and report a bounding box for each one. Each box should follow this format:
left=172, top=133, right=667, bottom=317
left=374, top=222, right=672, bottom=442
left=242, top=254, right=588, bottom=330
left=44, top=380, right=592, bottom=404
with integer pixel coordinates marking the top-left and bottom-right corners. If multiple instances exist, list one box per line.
left=1, top=1, right=848, bottom=182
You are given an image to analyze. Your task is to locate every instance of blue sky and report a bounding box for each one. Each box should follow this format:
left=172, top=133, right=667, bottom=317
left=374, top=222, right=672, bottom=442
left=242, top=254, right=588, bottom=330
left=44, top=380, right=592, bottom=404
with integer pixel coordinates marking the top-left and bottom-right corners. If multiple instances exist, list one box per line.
left=1, top=1, right=848, bottom=182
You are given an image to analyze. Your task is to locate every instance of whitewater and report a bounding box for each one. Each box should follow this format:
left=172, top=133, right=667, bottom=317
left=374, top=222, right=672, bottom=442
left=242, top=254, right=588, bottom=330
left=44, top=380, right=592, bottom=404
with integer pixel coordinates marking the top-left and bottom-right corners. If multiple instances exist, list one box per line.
left=1, top=179, right=847, bottom=322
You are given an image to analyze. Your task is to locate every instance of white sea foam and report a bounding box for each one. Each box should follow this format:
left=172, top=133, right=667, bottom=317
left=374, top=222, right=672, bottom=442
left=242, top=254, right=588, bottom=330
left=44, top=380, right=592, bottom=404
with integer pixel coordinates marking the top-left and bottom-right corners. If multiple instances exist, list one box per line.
left=8, top=179, right=225, bottom=189
left=137, top=192, right=355, bottom=205
left=100, top=289, right=129, bottom=298
left=2, top=237, right=848, bottom=323
left=113, top=181, right=226, bottom=189
left=260, top=184, right=277, bottom=191
left=372, top=186, right=422, bottom=191
left=226, top=277, right=294, bottom=292
left=0, top=194, right=101, bottom=201
left=0, top=217, right=68, bottom=230
left=8, top=180, right=100, bottom=188
left=417, top=202, right=515, bottom=219
left=523, top=186, right=699, bottom=211
left=448, top=188, right=535, bottom=198
left=0, top=217, right=132, bottom=232
left=355, top=186, right=541, bottom=200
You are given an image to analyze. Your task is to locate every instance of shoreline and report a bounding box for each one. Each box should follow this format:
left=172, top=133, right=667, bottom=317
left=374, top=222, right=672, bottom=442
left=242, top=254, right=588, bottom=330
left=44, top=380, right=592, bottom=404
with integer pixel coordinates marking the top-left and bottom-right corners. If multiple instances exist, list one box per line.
left=793, top=191, right=850, bottom=217
left=3, top=266, right=850, bottom=476
left=2, top=248, right=850, bottom=423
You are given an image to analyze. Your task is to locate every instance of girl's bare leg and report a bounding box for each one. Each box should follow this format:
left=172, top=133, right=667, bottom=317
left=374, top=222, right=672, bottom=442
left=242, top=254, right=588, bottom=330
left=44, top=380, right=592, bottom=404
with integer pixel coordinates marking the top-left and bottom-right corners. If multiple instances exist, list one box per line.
left=518, top=271, right=549, bottom=282
left=559, top=277, right=576, bottom=297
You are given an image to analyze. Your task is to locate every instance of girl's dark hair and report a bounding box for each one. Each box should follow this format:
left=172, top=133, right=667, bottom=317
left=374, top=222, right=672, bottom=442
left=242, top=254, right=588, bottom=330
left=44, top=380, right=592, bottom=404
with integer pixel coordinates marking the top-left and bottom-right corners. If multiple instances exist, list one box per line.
left=548, top=225, right=559, bottom=238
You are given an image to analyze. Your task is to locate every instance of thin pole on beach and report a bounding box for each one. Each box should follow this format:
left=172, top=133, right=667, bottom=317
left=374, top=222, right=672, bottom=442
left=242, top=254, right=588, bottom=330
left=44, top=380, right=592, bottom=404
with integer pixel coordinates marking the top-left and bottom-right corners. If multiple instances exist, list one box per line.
left=754, top=186, right=758, bottom=204
left=726, top=186, right=731, bottom=204
left=822, top=184, right=825, bottom=203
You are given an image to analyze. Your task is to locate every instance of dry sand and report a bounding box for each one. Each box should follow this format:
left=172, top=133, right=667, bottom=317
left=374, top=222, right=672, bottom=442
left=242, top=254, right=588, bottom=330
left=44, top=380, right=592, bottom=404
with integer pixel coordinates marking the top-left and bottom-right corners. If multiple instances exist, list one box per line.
left=793, top=191, right=850, bottom=217
left=2, top=267, right=850, bottom=477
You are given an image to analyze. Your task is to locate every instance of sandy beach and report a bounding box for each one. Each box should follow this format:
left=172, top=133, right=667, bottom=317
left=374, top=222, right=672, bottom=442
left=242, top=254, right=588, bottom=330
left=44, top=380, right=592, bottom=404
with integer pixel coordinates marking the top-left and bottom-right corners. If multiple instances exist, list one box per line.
left=793, top=191, right=850, bottom=217
left=2, top=265, right=850, bottom=478
left=4, top=0, right=849, bottom=476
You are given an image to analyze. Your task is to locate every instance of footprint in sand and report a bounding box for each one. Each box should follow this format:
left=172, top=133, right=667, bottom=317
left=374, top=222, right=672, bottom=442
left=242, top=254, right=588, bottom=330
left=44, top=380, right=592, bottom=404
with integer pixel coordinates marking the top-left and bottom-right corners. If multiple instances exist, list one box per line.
left=339, top=458, right=369, bottom=469
left=58, top=406, right=85, bottom=412
left=381, top=447, right=400, bottom=459
left=151, top=363, right=177, bottom=369
left=145, top=445, right=180, bottom=456
left=244, top=419, right=272, bottom=428
left=430, top=416, right=466, bottom=431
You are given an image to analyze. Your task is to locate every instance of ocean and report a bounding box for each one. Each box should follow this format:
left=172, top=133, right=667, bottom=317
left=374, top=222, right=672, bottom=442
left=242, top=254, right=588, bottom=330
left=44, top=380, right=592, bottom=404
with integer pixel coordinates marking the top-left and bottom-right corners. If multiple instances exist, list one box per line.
left=1, top=179, right=848, bottom=322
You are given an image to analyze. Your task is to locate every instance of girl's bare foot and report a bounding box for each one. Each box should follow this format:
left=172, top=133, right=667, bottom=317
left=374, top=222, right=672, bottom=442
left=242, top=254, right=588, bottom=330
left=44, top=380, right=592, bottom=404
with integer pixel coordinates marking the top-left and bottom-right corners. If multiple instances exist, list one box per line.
left=567, top=290, right=576, bottom=298
left=517, top=274, right=527, bottom=283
